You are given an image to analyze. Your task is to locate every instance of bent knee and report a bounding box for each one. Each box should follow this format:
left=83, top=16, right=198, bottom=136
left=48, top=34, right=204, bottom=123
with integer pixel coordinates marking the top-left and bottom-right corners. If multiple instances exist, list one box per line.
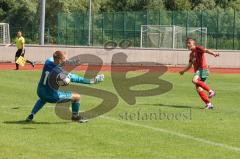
left=71, top=92, right=80, bottom=101
left=192, top=79, right=198, bottom=84
left=196, top=87, right=203, bottom=92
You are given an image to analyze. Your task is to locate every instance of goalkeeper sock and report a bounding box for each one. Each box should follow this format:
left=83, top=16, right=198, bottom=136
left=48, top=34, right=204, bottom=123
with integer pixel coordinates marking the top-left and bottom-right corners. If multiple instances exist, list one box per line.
left=31, top=99, right=46, bottom=115
left=72, top=101, right=80, bottom=117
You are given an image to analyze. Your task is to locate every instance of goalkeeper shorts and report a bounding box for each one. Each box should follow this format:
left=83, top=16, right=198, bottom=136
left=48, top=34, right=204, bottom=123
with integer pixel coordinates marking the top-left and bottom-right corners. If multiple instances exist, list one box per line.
left=37, top=87, right=72, bottom=103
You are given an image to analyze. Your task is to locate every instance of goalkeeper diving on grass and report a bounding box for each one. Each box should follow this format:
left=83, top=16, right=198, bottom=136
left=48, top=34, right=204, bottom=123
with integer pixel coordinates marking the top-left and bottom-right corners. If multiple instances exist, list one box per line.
left=26, top=51, right=104, bottom=123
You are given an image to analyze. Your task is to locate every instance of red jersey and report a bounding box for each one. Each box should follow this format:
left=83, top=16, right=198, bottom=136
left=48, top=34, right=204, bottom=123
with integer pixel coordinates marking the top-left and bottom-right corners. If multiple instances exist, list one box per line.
left=189, top=45, right=208, bottom=72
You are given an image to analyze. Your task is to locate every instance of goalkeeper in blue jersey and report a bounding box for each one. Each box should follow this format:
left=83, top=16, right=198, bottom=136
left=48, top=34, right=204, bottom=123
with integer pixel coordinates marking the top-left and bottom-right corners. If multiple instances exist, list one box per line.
left=26, top=51, right=104, bottom=123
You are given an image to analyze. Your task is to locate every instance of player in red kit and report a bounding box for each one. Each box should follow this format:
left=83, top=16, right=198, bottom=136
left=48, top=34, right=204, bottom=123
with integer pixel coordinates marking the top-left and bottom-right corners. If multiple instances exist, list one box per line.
left=179, top=38, right=220, bottom=109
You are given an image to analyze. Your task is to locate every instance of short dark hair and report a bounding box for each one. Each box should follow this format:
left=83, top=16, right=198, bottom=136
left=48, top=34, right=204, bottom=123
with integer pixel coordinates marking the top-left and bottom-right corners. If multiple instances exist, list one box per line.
left=53, top=51, right=66, bottom=60
left=186, top=37, right=196, bottom=45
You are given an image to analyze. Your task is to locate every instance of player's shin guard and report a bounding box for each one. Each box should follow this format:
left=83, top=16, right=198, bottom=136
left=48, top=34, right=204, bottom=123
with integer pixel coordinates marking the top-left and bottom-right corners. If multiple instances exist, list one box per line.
left=197, top=90, right=210, bottom=104
left=31, top=99, right=46, bottom=115
left=196, top=80, right=210, bottom=92
left=71, top=101, right=80, bottom=117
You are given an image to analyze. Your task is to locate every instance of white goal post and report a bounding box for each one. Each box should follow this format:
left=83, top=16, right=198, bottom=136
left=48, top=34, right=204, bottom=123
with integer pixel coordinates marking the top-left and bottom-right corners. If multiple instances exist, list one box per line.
left=0, top=23, right=10, bottom=44
left=140, top=25, right=207, bottom=49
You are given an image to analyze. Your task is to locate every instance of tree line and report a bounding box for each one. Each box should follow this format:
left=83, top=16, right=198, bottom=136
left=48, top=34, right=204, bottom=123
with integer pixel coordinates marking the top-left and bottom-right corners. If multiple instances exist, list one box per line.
left=1, top=0, right=240, bottom=29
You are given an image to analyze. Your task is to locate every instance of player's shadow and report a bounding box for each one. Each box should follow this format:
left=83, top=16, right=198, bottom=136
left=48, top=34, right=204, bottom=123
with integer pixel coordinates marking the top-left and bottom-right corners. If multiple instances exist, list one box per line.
left=22, top=127, right=37, bottom=130
left=3, top=120, right=70, bottom=125
left=139, top=103, right=202, bottom=109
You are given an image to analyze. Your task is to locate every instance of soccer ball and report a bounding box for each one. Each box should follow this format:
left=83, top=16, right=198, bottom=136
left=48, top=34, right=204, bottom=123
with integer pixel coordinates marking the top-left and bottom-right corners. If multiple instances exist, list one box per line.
left=56, top=73, right=70, bottom=86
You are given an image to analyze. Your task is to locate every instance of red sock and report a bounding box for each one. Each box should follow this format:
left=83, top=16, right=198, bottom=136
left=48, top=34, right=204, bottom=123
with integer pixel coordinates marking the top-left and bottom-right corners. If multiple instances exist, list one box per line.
left=196, top=80, right=210, bottom=92
left=198, top=91, right=210, bottom=104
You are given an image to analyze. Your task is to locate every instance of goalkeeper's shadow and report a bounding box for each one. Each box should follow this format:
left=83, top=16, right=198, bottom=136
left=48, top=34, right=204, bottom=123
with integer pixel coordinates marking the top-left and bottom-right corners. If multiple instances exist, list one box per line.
left=3, top=120, right=70, bottom=125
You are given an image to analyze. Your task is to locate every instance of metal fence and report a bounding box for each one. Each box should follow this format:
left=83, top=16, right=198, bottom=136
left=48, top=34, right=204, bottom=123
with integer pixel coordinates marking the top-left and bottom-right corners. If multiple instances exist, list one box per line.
left=8, top=10, right=240, bottom=50
left=10, top=26, right=54, bottom=45
left=56, top=10, right=240, bottom=50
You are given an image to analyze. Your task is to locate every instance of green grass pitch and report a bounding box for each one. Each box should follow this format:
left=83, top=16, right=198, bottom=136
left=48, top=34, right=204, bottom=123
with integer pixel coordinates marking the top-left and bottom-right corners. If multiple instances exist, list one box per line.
left=0, top=70, right=239, bottom=159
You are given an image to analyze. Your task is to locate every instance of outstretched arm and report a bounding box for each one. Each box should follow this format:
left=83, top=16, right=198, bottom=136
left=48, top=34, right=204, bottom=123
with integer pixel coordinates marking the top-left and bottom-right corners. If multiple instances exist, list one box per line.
left=205, top=49, right=220, bottom=57
left=69, top=73, right=92, bottom=84
left=69, top=73, right=104, bottom=84
left=179, top=62, right=193, bottom=75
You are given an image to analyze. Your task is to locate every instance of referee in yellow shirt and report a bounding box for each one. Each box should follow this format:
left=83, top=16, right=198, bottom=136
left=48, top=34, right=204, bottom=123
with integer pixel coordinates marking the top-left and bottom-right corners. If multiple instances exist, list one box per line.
left=12, top=31, right=34, bottom=70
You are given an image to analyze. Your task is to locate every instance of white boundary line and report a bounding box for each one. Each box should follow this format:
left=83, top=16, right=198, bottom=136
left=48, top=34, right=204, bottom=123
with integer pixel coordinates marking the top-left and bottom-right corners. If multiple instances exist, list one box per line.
left=101, top=116, right=240, bottom=153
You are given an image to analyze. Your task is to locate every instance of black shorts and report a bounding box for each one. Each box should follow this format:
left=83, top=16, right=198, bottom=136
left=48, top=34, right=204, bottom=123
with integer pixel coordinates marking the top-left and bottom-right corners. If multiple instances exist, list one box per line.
left=15, top=49, right=25, bottom=58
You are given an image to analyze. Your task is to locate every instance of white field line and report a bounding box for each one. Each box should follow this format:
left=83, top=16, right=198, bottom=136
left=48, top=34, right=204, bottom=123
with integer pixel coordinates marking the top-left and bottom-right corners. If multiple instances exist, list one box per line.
left=101, top=116, right=240, bottom=153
